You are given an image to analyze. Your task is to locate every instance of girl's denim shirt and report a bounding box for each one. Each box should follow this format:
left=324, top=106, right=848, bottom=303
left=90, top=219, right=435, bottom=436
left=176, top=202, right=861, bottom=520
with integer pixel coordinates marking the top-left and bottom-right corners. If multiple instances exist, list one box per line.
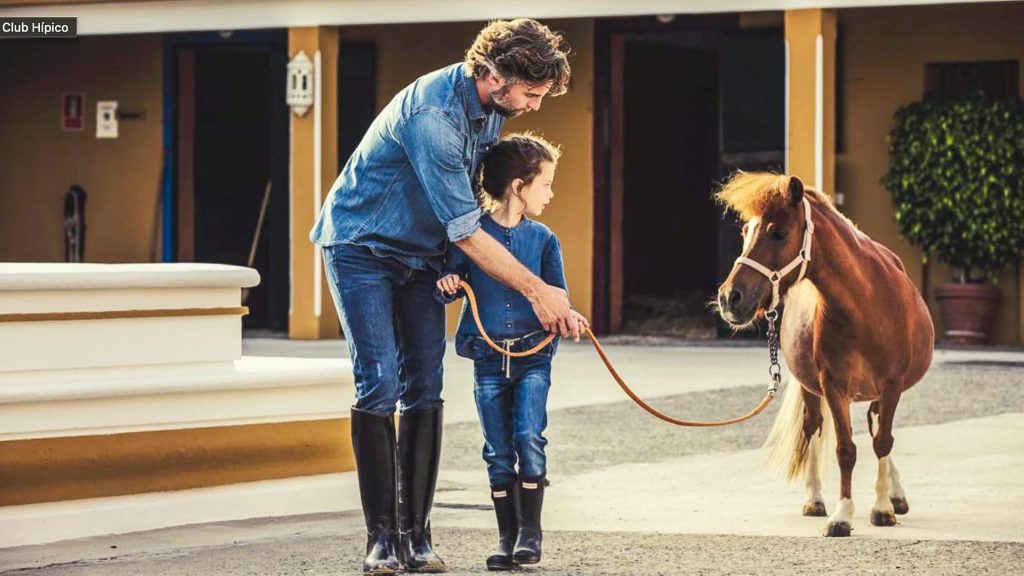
left=437, top=213, right=567, bottom=360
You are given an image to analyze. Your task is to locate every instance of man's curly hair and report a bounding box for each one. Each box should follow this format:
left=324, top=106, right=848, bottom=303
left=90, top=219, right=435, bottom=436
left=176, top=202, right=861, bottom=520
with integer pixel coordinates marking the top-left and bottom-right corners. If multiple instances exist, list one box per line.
left=464, top=19, right=572, bottom=96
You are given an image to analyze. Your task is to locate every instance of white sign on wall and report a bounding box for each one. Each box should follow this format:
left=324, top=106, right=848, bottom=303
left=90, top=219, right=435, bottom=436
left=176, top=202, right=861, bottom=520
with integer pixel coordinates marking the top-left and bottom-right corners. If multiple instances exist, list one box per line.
left=96, top=100, right=118, bottom=139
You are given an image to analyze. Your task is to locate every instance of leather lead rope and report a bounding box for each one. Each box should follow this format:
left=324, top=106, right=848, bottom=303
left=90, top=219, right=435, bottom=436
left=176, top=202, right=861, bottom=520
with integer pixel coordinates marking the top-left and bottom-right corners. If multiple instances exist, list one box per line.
left=460, top=282, right=777, bottom=427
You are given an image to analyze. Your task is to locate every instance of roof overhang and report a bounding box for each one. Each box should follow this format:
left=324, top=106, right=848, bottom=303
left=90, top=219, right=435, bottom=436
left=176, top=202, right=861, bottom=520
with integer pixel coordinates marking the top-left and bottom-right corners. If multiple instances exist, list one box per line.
left=0, top=0, right=1013, bottom=36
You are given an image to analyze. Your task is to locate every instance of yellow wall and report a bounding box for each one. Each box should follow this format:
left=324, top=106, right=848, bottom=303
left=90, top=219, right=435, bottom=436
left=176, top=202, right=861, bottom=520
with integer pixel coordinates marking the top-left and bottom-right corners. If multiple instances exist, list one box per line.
left=785, top=9, right=836, bottom=194
left=838, top=2, right=1024, bottom=344
left=337, top=19, right=595, bottom=334
left=0, top=35, right=164, bottom=263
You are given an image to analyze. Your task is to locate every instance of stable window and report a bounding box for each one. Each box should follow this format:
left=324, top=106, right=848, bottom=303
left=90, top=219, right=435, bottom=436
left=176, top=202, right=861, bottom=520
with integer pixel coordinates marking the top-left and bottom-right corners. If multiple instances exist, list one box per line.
left=924, top=60, right=1020, bottom=101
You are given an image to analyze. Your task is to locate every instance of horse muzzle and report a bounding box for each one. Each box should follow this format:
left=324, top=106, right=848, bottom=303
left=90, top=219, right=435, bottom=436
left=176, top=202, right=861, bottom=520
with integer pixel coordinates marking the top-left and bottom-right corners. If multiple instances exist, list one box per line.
left=717, top=286, right=760, bottom=327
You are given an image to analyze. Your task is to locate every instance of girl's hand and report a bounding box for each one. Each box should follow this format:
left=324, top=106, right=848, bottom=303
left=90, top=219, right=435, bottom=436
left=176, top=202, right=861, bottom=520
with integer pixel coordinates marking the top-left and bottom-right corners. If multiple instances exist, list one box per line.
left=437, top=274, right=462, bottom=295
left=570, top=309, right=590, bottom=336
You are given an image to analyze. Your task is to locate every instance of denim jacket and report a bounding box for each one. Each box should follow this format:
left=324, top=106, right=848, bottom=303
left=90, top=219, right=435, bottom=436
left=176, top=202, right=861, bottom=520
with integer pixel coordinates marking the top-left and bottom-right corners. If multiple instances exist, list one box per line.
left=437, top=213, right=567, bottom=360
left=309, top=63, right=505, bottom=271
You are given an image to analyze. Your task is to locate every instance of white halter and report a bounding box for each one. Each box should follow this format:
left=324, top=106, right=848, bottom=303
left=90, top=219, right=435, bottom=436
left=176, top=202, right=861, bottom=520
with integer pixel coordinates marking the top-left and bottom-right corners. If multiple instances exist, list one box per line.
left=734, top=196, right=815, bottom=313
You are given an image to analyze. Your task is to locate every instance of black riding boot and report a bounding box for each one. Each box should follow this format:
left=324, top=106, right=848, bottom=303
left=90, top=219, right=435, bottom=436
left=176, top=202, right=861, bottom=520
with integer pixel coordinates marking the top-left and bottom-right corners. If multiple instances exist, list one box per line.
left=398, top=407, right=447, bottom=573
left=486, top=484, right=519, bottom=571
left=350, top=407, right=401, bottom=575
left=513, top=475, right=545, bottom=565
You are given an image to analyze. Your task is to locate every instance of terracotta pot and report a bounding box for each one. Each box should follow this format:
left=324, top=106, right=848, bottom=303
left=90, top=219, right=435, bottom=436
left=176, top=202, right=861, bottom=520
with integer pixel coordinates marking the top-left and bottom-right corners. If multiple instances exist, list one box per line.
left=934, top=283, right=1001, bottom=345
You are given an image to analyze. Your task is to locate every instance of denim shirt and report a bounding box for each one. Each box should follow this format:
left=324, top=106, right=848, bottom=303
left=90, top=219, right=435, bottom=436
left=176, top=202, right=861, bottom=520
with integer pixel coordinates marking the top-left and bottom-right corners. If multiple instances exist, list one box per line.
left=309, top=63, right=505, bottom=270
left=437, top=213, right=567, bottom=359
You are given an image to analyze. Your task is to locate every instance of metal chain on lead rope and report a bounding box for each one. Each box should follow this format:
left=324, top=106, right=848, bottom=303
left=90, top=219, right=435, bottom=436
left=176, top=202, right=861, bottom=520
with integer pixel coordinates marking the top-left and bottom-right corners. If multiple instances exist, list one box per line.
left=764, top=308, right=782, bottom=397
left=735, top=195, right=816, bottom=398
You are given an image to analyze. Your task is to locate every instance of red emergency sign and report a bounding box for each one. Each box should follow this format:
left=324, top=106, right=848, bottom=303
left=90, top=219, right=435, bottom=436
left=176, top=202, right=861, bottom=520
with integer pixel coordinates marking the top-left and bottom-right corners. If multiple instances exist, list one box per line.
left=62, top=93, right=84, bottom=131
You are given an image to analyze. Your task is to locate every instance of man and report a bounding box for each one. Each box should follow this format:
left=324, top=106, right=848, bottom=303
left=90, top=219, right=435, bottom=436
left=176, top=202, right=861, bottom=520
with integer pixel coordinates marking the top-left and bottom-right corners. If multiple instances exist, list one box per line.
left=309, top=19, right=575, bottom=574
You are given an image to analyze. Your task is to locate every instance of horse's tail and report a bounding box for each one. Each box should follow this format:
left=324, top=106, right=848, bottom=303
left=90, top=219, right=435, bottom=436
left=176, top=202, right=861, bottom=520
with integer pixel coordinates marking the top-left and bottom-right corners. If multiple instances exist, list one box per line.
left=763, top=378, right=833, bottom=482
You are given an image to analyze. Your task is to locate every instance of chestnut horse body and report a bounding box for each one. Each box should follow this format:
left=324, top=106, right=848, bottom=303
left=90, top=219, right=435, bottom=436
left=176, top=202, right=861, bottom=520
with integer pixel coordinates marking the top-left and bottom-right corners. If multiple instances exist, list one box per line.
left=716, top=172, right=934, bottom=537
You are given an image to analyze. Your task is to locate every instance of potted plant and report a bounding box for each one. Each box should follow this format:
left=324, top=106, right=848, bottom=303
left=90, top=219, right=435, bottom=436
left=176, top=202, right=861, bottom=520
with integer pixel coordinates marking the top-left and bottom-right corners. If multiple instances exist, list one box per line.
left=883, top=98, right=1024, bottom=345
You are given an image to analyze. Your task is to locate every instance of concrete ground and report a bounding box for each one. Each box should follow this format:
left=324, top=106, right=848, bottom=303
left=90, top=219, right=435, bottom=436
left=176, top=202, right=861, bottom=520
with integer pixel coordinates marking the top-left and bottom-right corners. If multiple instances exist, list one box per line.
left=2, top=337, right=1022, bottom=575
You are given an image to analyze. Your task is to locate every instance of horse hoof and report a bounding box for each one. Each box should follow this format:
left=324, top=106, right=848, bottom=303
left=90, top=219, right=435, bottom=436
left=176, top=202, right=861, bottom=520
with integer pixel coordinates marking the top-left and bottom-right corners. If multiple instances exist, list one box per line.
left=825, top=522, right=852, bottom=537
left=891, top=498, right=909, bottom=515
left=870, top=510, right=897, bottom=527
left=803, top=502, right=828, bottom=517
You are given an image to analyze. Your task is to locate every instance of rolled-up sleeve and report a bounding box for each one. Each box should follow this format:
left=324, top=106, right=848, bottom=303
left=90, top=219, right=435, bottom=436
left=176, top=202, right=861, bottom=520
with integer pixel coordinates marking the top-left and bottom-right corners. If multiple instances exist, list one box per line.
left=404, top=110, right=481, bottom=243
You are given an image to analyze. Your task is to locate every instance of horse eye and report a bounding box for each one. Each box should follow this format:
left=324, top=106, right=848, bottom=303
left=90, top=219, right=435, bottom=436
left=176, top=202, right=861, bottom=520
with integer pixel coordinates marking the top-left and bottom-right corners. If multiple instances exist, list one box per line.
left=771, top=229, right=789, bottom=242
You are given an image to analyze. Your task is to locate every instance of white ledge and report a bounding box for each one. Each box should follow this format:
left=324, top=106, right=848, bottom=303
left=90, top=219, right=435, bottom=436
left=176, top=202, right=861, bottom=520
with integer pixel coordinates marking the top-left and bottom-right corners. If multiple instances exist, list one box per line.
left=0, top=263, right=260, bottom=291
left=0, top=356, right=354, bottom=440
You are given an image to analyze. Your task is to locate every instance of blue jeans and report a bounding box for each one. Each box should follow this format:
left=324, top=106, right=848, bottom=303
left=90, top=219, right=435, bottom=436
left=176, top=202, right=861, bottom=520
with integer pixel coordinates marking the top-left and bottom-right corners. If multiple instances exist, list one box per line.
left=323, top=244, right=446, bottom=416
left=466, top=333, right=554, bottom=486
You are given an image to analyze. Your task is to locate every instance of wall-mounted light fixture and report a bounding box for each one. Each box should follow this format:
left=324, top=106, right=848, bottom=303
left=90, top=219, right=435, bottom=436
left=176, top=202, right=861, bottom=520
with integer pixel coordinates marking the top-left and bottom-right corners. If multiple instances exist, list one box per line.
left=286, top=50, right=314, bottom=117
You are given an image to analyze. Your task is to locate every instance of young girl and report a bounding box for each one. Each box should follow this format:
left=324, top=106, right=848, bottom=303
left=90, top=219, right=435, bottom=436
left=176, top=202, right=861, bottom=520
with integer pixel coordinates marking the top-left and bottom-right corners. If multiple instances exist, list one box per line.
left=436, top=133, right=587, bottom=571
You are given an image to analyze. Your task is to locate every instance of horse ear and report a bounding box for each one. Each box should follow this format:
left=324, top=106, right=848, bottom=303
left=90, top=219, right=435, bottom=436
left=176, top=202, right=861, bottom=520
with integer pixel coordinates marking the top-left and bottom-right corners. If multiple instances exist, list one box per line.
left=788, top=176, right=805, bottom=206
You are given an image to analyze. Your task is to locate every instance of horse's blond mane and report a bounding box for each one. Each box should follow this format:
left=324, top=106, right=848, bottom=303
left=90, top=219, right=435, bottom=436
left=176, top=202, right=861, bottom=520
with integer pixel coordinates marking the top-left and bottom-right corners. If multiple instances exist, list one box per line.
left=714, top=171, right=835, bottom=221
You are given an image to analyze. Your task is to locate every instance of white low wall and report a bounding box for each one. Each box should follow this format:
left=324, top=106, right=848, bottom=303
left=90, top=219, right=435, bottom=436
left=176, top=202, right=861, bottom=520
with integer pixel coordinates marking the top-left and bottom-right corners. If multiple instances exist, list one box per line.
left=0, top=356, right=351, bottom=441
left=0, top=263, right=258, bottom=371
left=0, top=263, right=355, bottom=548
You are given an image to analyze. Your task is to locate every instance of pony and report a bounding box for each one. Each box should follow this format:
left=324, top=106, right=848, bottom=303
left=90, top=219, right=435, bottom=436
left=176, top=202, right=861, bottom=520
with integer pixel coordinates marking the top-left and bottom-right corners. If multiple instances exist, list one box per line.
left=715, top=172, right=934, bottom=537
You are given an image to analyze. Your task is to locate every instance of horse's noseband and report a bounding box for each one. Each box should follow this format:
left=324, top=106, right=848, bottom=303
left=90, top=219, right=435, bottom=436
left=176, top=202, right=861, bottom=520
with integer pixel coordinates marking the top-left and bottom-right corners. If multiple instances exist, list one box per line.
left=734, top=196, right=815, bottom=313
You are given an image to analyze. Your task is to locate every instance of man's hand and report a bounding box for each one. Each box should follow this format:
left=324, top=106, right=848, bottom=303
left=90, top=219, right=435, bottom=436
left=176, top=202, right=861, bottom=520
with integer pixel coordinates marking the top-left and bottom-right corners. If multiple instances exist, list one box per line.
left=436, top=274, right=462, bottom=295
left=528, top=283, right=579, bottom=341
left=571, top=309, right=590, bottom=335
left=455, top=230, right=580, bottom=340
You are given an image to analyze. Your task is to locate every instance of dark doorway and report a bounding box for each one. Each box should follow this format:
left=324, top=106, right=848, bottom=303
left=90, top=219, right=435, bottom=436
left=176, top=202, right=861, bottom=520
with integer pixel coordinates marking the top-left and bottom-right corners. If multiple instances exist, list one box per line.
left=715, top=30, right=786, bottom=337
left=338, top=42, right=377, bottom=167
left=173, top=36, right=290, bottom=332
left=593, top=17, right=785, bottom=339
left=620, top=42, right=720, bottom=338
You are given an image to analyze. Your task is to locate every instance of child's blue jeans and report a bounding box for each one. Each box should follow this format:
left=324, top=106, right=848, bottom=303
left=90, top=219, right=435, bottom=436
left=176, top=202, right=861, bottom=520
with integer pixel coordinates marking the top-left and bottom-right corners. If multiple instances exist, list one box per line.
left=462, top=332, right=555, bottom=486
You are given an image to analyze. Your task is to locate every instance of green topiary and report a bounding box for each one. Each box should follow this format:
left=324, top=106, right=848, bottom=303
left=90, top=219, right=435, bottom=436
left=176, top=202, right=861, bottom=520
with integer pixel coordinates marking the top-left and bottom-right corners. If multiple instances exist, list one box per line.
left=882, top=98, right=1024, bottom=283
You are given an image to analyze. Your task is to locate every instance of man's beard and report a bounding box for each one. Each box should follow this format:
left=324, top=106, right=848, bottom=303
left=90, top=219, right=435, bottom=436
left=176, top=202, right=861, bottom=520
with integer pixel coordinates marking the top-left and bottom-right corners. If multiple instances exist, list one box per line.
left=487, top=85, right=526, bottom=118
